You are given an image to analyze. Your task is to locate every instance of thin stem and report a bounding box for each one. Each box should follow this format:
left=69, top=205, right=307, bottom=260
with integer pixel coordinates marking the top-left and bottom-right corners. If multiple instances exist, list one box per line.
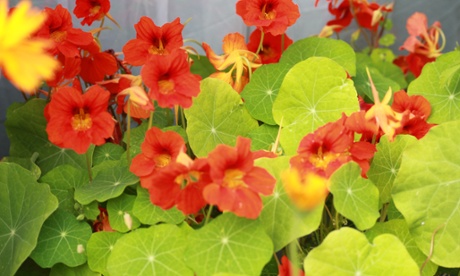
left=148, top=104, right=154, bottom=130
left=420, top=223, right=445, bottom=275
left=379, top=202, right=389, bottom=222
left=126, top=100, right=131, bottom=163
left=204, top=205, right=213, bottom=225
left=96, top=16, right=105, bottom=39
left=335, top=209, right=341, bottom=230
left=180, top=106, right=187, bottom=129
left=273, top=252, right=281, bottom=266
left=174, top=105, right=179, bottom=126
left=255, top=30, right=265, bottom=55
left=85, top=150, right=93, bottom=182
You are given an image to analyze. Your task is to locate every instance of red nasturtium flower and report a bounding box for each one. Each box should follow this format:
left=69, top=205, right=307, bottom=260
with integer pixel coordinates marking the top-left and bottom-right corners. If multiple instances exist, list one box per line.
left=236, top=0, right=300, bottom=36
left=92, top=207, right=113, bottom=232
left=122, top=17, right=184, bottom=66
left=45, top=85, right=115, bottom=154
left=278, top=255, right=306, bottom=276
left=247, top=29, right=293, bottom=64
left=203, top=136, right=276, bottom=219
left=79, top=40, right=118, bottom=84
left=73, top=0, right=110, bottom=26
left=152, top=152, right=212, bottom=215
left=141, top=49, right=201, bottom=108
left=352, top=0, right=393, bottom=31
left=130, top=127, right=185, bottom=189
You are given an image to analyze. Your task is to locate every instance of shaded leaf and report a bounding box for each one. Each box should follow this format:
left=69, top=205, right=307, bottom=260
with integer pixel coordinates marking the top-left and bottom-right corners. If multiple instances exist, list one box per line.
left=87, top=231, right=123, bottom=275
left=107, top=194, right=140, bottom=233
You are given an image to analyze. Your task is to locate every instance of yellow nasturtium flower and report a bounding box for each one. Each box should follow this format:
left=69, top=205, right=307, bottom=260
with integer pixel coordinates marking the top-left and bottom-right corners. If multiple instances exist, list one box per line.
left=0, top=0, right=58, bottom=93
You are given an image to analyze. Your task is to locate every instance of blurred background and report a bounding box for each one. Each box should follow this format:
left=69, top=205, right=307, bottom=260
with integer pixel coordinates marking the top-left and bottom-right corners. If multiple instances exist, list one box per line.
left=1, top=0, right=460, bottom=158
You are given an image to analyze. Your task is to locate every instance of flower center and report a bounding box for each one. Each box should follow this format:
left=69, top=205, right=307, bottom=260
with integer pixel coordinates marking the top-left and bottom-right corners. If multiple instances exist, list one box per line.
left=175, top=171, right=200, bottom=188
left=50, top=31, right=67, bottom=43
left=89, top=5, right=101, bottom=16
left=158, top=79, right=175, bottom=95
left=71, top=108, right=92, bottom=131
left=261, top=3, right=276, bottom=20
left=223, top=169, right=246, bottom=189
left=155, top=153, right=171, bottom=168
left=149, top=38, right=167, bottom=55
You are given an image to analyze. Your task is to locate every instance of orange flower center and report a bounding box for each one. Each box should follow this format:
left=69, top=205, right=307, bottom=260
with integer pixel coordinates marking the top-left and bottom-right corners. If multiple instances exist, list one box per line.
left=155, top=153, right=171, bottom=168
left=308, top=146, right=340, bottom=170
left=149, top=38, right=167, bottom=55
left=71, top=108, right=92, bottom=131
left=90, top=5, right=101, bottom=16
left=261, top=3, right=276, bottom=20
left=175, top=171, right=200, bottom=188
left=223, top=169, right=246, bottom=189
left=50, top=31, right=67, bottom=43
left=158, top=79, right=175, bottom=95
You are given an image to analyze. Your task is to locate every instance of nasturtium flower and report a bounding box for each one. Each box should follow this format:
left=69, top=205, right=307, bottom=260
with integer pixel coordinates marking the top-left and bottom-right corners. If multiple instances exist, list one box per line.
left=282, top=167, right=329, bottom=211
left=80, top=40, right=118, bottom=84
left=122, top=17, right=184, bottom=66
left=247, top=29, right=293, bottom=64
left=203, top=33, right=261, bottom=92
left=236, top=0, right=300, bottom=36
left=150, top=153, right=212, bottom=215
left=92, top=207, right=114, bottom=232
left=203, top=137, right=276, bottom=219
left=130, top=127, right=186, bottom=189
left=323, top=0, right=353, bottom=33
left=352, top=0, right=393, bottom=31
left=45, top=85, right=115, bottom=154
left=278, top=255, right=305, bottom=276
left=73, top=0, right=112, bottom=26
left=141, top=49, right=201, bottom=108
left=0, top=0, right=58, bottom=93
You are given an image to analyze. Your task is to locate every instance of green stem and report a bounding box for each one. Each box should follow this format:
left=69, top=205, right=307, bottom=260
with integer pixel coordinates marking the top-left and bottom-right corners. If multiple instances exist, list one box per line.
left=96, top=16, right=105, bottom=39
left=126, top=101, right=131, bottom=163
left=204, top=205, right=213, bottom=225
left=85, top=150, right=93, bottom=182
left=255, top=31, right=265, bottom=55
left=379, top=202, right=389, bottom=222
left=148, top=104, right=154, bottom=130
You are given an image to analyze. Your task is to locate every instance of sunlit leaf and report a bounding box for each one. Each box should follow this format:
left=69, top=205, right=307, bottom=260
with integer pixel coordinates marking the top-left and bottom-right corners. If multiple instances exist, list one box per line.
left=87, top=231, right=123, bottom=275
left=184, top=213, right=273, bottom=276
left=304, top=227, right=419, bottom=275
left=392, top=121, right=460, bottom=267
left=184, top=78, right=258, bottom=157
left=0, top=163, right=58, bottom=276
left=247, top=124, right=279, bottom=152
left=107, top=194, right=140, bottom=233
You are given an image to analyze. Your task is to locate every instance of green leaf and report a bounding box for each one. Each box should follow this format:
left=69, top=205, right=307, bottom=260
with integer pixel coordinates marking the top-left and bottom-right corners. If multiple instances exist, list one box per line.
left=132, top=186, right=185, bottom=225
left=329, top=162, right=380, bottom=230
left=0, top=163, right=58, bottom=276
left=87, top=231, right=123, bottom=275
left=30, top=209, right=92, bottom=268
left=184, top=78, right=258, bottom=157
left=367, top=135, right=416, bottom=205
left=241, top=63, right=291, bottom=125
left=303, top=227, right=419, bottom=275
left=190, top=54, right=215, bottom=79
left=378, top=33, right=396, bottom=47
left=40, top=165, right=89, bottom=214
left=107, top=224, right=193, bottom=276
left=50, top=263, right=100, bottom=276
left=107, top=194, right=140, bottom=233
left=93, top=143, right=124, bottom=166
left=5, top=99, right=88, bottom=175
left=81, top=201, right=100, bottom=221
left=2, top=154, right=41, bottom=180
left=365, top=220, right=438, bottom=276
left=392, top=121, right=460, bottom=267
left=257, top=157, right=323, bottom=251
left=272, top=57, right=359, bottom=155
left=247, top=124, right=279, bottom=152
left=279, top=37, right=356, bottom=76
left=184, top=213, right=273, bottom=276
left=370, top=48, right=396, bottom=63
left=408, top=51, right=460, bottom=123
left=74, top=160, right=138, bottom=205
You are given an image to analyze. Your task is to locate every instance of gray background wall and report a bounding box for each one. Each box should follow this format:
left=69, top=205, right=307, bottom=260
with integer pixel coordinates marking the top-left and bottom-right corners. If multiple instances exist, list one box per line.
left=1, top=0, right=459, bottom=158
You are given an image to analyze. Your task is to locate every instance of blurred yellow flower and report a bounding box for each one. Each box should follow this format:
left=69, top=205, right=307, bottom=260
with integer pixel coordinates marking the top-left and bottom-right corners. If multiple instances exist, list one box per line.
left=0, top=0, right=58, bottom=93
left=282, top=167, right=329, bottom=211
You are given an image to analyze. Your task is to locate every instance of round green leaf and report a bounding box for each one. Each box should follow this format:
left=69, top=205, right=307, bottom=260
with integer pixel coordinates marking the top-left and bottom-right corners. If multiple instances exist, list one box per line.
left=184, top=213, right=273, bottom=276
left=365, top=220, right=438, bottom=276
left=74, top=160, right=138, bottom=205
left=132, top=186, right=185, bottom=225
left=273, top=57, right=359, bottom=155
left=30, top=209, right=92, bottom=268
left=107, top=224, right=193, bottom=276
left=367, top=135, right=416, bottom=205
left=87, top=231, right=124, bottom=275
left=329, top=162, right=380, bottom=230
left=279, top=37, right=356, bottom=76
left=304, top=227, right=419, bottom=275
left=93, top=144, right=125, bottom=166
left=0, top=163, right=58, bottom=276
left=407, top=51, right=460, bottom=123
left=241, top=63, right=291, bottom=125
left=5, top=99, right=88, bottom=175
left=392, top=121, right=460, bottom=267
left=184, top=78, right=258, bottom=157
left=257, top=157, right=324, bottom=251
left=2, top=154, right=41, bottom=180
left=50, top=263, right=100, bottom=276
left=247, top=124, right=279, bottom=152
left=107, top=194, right=140, bottom=233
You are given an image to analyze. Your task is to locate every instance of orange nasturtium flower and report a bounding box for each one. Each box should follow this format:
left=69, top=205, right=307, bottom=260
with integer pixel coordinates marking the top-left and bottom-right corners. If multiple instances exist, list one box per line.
left=203, top=33, right=261, bottom=93
left=282, top=168, right=329, bottom=211
left=73, top=0, right=117, bottom=26
left=247, top=29, right=293, bottom=64
left=364, top=68, right=404, bottom=142
left=45, top=85, right=115, bottom=154
left=141, top=49, right=201, bottom=108
left=122, top=17, right=184, bottom=66
left=79, top=40, right=118, bottom=84
left=236, top=0, right=300, bottom=36
left=0, top=0, right=58, bottom=93
left=203, top=136, right=276, bottom=219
